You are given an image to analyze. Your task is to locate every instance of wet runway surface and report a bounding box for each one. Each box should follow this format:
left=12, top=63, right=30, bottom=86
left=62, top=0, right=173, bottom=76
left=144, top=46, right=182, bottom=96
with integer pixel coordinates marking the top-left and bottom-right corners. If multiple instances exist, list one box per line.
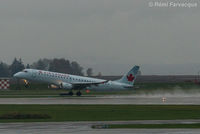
left=0, top=95, right=200, bottom=105
left=1, top=121, right=200, bottom=134
left=1, top=95, right=200, bottom=133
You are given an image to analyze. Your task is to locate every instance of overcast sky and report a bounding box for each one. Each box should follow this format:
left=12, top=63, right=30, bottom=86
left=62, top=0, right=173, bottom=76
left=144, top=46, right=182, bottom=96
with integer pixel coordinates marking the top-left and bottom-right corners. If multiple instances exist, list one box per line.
left=0, top=0, right=200, bottom=75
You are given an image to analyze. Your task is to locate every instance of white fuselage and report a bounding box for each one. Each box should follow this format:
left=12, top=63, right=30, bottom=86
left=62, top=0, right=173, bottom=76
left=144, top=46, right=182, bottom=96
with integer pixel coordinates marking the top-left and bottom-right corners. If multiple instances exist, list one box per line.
left=14, top=69, right=133, bottom=91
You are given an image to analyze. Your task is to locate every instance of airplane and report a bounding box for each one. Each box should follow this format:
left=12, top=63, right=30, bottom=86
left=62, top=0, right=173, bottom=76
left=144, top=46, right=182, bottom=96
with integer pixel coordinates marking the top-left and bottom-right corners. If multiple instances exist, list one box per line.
left=13, top=65, right=140, bottom=96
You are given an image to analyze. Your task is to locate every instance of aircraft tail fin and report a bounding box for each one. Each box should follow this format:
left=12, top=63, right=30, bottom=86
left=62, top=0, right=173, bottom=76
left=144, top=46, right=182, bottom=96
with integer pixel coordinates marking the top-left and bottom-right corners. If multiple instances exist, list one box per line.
left=115, top=65, right=140, bottom=85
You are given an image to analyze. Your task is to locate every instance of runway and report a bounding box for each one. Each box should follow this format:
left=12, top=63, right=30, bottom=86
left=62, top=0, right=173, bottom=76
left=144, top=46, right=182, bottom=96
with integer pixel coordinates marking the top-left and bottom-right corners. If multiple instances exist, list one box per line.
left=1, top=120, right=200, bottom=134
left=0, top=95, right=200, bottom=104
left=1, top=95, right=200, bottom=134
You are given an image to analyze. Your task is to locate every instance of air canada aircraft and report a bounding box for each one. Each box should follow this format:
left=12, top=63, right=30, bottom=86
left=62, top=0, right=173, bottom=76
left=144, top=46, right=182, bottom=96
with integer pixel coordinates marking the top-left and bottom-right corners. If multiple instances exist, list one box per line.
left=14, top=65, right=140, bottom=96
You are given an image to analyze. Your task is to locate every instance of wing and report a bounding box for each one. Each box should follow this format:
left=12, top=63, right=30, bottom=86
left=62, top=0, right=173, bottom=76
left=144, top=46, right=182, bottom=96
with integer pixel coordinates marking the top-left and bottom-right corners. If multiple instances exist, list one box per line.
left=71, top=80, right=108, bottom=89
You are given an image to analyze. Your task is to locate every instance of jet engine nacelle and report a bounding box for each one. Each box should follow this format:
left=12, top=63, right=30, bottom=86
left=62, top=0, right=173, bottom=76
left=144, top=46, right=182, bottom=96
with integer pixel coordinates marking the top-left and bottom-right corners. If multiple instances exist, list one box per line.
left=60, top=82, right=73, bottom=89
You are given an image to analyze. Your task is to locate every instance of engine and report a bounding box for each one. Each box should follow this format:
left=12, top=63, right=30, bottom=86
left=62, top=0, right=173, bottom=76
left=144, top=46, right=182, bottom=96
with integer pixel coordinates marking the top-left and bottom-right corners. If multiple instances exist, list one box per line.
left=60, top=82, right=73, bottom=89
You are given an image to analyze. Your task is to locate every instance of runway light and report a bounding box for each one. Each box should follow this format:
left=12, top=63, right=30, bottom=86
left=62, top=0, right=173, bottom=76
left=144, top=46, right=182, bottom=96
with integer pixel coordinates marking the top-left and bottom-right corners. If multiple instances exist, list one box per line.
left=86, top=89, right=90, bottom=93
left=162, top=97, right=166, bottom=102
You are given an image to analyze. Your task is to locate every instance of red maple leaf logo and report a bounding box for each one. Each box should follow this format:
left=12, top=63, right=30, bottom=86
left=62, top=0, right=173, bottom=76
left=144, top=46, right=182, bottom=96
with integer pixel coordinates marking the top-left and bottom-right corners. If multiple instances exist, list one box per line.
left=127, top=74, right=134, bottom=82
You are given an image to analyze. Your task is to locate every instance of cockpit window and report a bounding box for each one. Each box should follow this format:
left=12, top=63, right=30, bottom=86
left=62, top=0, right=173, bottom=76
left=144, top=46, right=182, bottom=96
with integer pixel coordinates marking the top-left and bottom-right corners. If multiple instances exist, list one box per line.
left=23, top=70, right=28, bottom=73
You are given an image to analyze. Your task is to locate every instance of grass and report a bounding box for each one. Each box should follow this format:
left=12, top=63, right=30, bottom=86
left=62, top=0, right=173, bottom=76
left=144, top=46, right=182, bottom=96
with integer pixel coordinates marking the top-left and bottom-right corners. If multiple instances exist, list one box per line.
left=0, top=112, right=51, bottom=119
left=106, top=124, right=200, bottom=129
left=0, top=105, right=200, bottom=122
left=0, top=95, right=60, bottom=98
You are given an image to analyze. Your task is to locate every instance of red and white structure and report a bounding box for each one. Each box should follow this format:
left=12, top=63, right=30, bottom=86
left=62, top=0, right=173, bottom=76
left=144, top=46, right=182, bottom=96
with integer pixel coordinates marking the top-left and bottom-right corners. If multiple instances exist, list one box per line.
left=0, top=78, right=10, bottom=89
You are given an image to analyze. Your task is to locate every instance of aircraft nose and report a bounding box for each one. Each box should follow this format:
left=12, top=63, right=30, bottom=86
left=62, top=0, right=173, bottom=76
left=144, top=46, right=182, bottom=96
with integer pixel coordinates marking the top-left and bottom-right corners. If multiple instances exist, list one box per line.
left=13, top=72, right=20, bottom=78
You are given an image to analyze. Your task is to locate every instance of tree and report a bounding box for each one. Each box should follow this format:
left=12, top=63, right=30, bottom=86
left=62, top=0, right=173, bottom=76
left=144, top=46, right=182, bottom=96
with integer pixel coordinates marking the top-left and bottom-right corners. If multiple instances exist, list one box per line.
left=49, top=59, right=84, bottom=75
left=49, top=58, right=71, bottom=73
left=9, top=58, right=25, bottom=76
left=86, top=68, right=93, bottom=76
left=31, top=59, right=51, bottom=70
left=0, top=58, right=88, bottom=77
left=36, top=59, right=46, bottom=70
left=0, top=62, right=10, bottom=77
left=97, top=72, right=102, bottom=77
left=26, top=64, right=30, bottom=69
left=70, top=61, right=84, bottom=76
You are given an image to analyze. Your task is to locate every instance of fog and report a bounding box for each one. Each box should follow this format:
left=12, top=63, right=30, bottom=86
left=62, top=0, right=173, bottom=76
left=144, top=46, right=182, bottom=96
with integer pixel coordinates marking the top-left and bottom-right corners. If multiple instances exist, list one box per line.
left=0, top=0, right=199, bottom=75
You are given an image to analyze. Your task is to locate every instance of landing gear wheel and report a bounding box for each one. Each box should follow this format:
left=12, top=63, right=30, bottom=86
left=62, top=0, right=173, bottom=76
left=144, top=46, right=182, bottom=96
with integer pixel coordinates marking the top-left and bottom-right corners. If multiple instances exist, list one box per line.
left=76, top=91, right=82, bottom=96
left=25, top=84, right=29, bottom=88
left=68, top=91, right=74, bottom=96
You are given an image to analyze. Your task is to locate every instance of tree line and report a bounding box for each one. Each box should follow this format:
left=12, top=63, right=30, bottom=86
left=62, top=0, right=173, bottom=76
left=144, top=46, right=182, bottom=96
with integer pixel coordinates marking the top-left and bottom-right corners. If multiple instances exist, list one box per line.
left=0, top=58, right=94, bottom=77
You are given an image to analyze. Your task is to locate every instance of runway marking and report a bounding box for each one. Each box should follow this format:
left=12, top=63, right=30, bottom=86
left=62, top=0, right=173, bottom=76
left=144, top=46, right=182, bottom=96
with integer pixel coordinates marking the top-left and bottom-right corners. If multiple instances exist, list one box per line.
left=1, top=120, right=200, bottom=134
left=0, top=96, right=199, bottom=105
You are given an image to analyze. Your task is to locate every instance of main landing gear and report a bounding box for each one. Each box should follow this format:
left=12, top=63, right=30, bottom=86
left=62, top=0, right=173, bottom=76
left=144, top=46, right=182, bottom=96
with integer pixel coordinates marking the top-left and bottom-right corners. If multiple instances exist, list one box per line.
left=76, top=91, right=82, bottom=96
left=68, top=91, right=74, bottom=96
left=60, top=91, right=82, bottom=96
left=69, top=91, right=81, bottom=96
